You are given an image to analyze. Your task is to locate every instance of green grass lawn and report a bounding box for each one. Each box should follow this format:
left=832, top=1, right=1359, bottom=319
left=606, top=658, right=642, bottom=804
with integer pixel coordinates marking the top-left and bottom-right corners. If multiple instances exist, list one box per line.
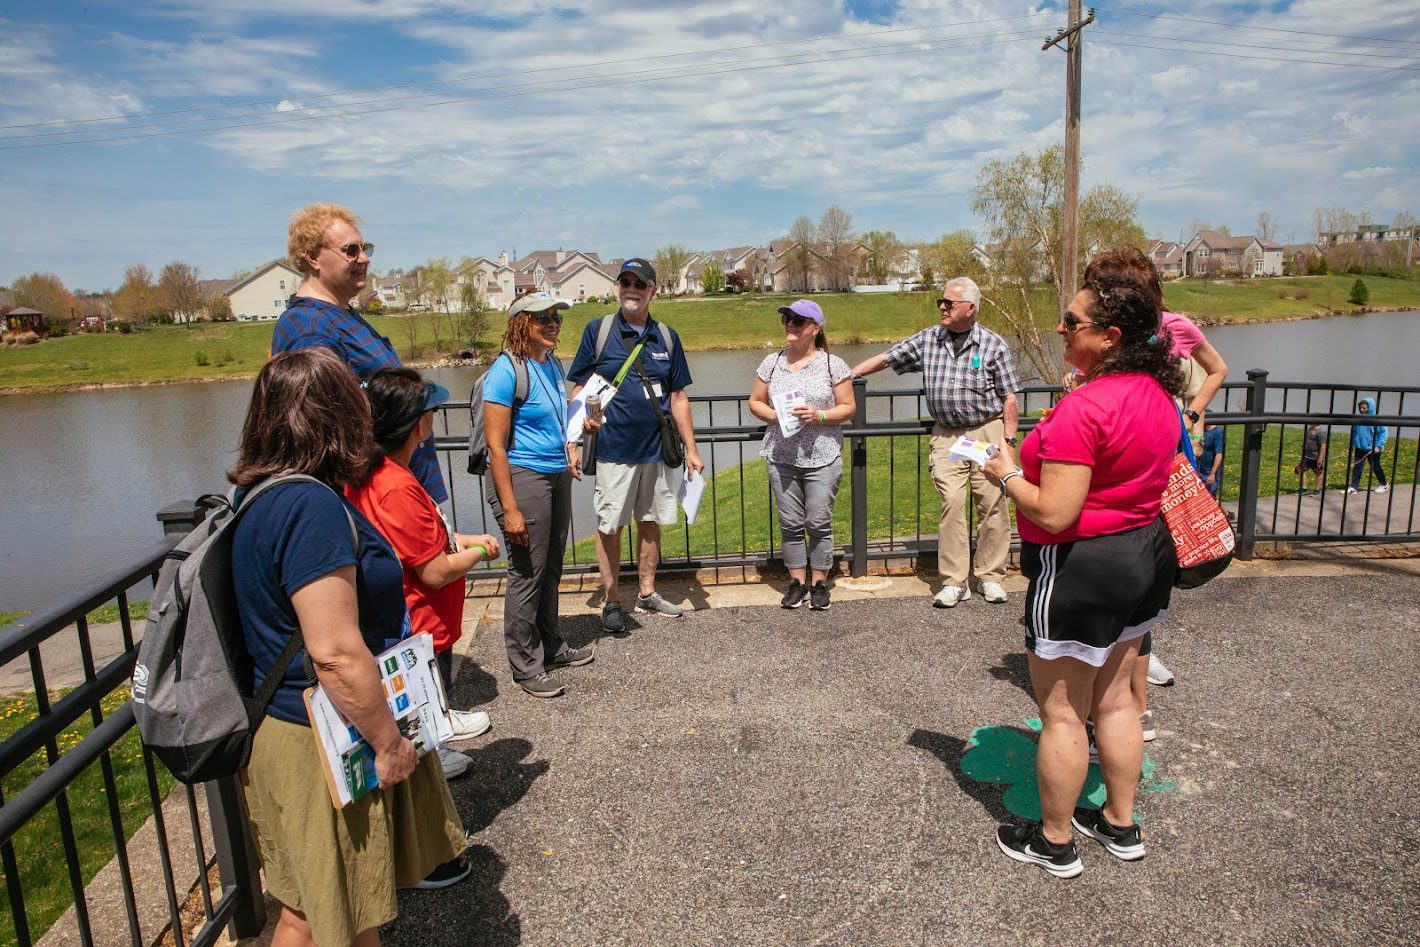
left=5, top=277, right=1418, bottom=392
left=0, top=688, right=176, bottom=947
left=0, top=602, right=146, bottom=630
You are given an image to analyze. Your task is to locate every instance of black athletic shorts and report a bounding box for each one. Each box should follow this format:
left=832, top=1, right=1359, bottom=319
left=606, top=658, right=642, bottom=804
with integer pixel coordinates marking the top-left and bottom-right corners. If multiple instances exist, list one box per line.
left=1021, top=518, right=1175, bottom=667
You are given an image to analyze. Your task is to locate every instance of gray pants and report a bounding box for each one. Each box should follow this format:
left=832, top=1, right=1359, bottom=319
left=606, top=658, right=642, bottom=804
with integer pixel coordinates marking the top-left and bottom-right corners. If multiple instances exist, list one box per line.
left=486, top=466, right=571, bottom=680
left=767, top=457, right=843, bottom=571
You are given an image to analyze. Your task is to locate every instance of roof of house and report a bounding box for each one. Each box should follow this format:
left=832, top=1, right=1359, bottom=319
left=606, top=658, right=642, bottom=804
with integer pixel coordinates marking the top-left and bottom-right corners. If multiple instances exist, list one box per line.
left=198, top=278, right=241, bottom=299
left=1194, top=230, right=1257, bottom=252
left=8, top=306, right=43, bottom=316
left=222, top=260, right=302, bottom=297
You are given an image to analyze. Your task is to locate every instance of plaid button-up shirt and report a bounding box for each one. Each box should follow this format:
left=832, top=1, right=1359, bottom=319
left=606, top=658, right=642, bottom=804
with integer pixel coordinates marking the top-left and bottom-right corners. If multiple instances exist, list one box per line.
left=884, top=322, right=1022, bottom=428
left=271, top=296, right=448, bottom=503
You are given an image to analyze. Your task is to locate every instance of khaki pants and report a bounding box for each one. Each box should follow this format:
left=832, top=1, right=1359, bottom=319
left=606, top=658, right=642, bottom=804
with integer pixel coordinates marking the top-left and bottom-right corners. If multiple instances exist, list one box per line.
left=928, top=417, right=1010, bottom=587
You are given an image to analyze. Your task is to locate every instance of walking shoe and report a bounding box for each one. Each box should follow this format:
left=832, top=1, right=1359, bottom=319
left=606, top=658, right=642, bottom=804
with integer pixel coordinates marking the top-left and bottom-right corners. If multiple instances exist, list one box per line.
left=436, top=745, right=472, bottom=779
left=601, top=601, right=626, bottom=636
left=1374, top=484, right=1389, bottom=494
left=1072, top=807, right=1146, bottom=861
left=976, top=581, right=1008, bottom=604
left=414, top=852, right=473, bottom=890
left=1308, top=490, right=1321, bottom=498
left=516, top=672, right=565, bottom=699
left=933, top=585, right=968, bottom=608
left=447, top=709, right=491, bottom=741
left=809, top=581, right=831, bottom=611
left=1140, top=710, right=1156, bottom=742
left=1147, top=654, right=1176, bottom=687
left=546, top=646, right=594, bottom=670
left=1346, top=486, right=1358, bottom=494
left=635, top=592, right=684, bottom=617
left=995, top=822, right=1082, bottom=878
left=781, top=580, right=808, bottom=609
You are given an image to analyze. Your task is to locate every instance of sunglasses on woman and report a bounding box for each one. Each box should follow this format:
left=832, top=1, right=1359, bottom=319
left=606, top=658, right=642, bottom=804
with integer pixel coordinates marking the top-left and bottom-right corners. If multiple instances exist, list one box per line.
left=781, top=314, right=811, bottom=327
left=327, top=242, right=375, bottom=260
left=1061, top=313, right=1104, bottom=332
left=531, top=311, right=564, bottom=325
left=617, top=276, right=649, bottom=290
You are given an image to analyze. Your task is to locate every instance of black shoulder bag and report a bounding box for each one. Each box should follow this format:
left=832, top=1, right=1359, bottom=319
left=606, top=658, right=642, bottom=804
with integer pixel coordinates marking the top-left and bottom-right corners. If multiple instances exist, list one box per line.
left=633, top=345, right=685, bottom=469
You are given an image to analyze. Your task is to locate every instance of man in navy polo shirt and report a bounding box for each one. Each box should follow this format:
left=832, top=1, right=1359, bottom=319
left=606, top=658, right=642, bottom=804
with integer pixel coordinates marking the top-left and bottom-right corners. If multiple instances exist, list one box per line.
left=270, top=202, right=447, bottom=503
left=568, top=259, right=703, bottom=634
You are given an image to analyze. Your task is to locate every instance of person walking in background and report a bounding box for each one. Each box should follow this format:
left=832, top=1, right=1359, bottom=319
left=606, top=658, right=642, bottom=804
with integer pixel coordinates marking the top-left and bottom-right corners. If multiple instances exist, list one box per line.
left=347, top=368, right=501, bottom=778
left=271, top=202, right=447, bottom=503
left=1198, top=422, right=1225, bottom=498
left=983, top=273, right=1183, bottom=878
left=1297, top=422, right=1327, bottom=497
left=231, top=349, right=469, bottom=946
left=746, top=300, right=855, bottom=611
left=567, top=259, right=704, bottom=635
left=1348, top=398, right=1389, bottom=494
left=850, top=277, right=1021, bottom=609
left=484, top=293, right=594, bottom=699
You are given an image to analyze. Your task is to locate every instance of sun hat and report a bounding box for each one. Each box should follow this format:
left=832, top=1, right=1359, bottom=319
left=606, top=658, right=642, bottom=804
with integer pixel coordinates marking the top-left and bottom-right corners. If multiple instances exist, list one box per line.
left=508, top=292, right=571, bottom=318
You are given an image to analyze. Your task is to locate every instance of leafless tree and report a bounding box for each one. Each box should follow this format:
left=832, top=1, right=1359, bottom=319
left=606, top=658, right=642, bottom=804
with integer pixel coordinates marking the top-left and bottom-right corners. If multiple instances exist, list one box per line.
left=158, top=262, right=203, bottom=325
left=785, top=216, right=818, bottom=292
left=817, top=205, right=855, bottom=290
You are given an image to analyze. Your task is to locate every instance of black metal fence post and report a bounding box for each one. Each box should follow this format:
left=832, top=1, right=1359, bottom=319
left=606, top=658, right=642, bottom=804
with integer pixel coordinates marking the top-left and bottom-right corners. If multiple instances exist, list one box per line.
left=154, top=504, right=267, bottom=940
left=850, top=378, right=869, bottom=577
left=1235, top=369, right=1269, bottom=560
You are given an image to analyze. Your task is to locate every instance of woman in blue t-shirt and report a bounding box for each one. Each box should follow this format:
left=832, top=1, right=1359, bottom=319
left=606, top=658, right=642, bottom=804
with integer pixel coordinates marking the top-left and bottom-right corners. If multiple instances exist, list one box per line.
left=484, top=293, right=595, bottom=699
left=230, top=348, right=467, bottom=947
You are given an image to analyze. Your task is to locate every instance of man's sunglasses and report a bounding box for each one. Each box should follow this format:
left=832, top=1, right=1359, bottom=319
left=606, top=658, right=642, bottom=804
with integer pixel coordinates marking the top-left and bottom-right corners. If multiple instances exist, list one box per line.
left=781, top=313, right=812, bottom=327
left=531, top=310, right=564, bottom=325
left=328, top=242, right=374, bottom=260
left=617, top=276, right=649, bottom=290
left=936, top=298, right=963, bottom=310
left=1061, top=313, right=1104, bottom=332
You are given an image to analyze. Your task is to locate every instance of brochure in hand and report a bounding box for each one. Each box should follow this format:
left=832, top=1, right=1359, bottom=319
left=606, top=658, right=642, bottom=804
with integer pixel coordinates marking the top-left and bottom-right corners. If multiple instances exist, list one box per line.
left=565, top=374, right=616, bottom=442
left=946, top=436, right=1000, bottom=465
left=771, top=387, right=808, bottom=437
left=303, top=632, right=453, bottom=809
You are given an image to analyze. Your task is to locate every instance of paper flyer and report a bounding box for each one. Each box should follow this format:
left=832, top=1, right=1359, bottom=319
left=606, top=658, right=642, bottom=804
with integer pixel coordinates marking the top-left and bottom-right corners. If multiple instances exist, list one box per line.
left=678, top=469, right=706, bottom=524
left=772, top=387, right=808, bottom=437
left=565, top=374, right=616, bottom=442
left=946, top=436, right=999, bottom=465
left=304, top=632, right=452, bottom=809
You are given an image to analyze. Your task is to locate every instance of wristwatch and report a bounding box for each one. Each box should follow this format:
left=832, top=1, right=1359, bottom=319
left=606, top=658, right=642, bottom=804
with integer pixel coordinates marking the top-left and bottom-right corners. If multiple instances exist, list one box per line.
left=1005, top=436, right=1018, bottom=447
left=1184, top=409, right=1201, bottom=423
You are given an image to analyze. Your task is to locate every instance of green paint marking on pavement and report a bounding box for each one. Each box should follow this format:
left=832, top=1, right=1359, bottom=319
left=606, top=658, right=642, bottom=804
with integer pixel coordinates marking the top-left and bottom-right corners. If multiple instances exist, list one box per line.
left=960, top=718, right=1170, bottom=821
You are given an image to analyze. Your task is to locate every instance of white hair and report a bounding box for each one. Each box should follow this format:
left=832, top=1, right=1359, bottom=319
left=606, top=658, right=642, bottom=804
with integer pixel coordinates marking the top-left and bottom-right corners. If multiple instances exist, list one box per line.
left=943, top=277, right=981, bottom=310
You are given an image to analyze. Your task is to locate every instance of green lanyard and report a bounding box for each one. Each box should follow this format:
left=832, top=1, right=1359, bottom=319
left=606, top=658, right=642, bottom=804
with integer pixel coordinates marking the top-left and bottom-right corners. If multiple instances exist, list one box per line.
left=612, top=337, right=648, bottom=387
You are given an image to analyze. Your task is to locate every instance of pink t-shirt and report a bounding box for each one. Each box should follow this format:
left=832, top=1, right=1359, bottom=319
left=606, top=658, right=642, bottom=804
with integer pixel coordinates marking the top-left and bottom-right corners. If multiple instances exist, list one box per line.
left=1017, top=373, right=1179, bottom=545
left=1161, top=310, right=1205, bottom=360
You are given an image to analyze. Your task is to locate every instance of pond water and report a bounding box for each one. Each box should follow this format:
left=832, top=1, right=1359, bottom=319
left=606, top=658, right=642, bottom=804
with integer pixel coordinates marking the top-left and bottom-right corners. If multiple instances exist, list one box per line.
left=1, top=309, right=1416, bottom=615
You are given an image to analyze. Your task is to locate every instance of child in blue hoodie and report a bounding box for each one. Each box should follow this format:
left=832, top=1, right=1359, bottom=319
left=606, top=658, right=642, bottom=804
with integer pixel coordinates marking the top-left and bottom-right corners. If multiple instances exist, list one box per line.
left=1348, top=397, right=1389, bottom=494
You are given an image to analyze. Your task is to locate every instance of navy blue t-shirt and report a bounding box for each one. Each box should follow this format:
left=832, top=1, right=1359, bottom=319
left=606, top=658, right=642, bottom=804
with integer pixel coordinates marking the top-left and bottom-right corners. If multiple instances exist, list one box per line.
left=231, top=481, right=408, bottom=726
left=567, top=312, right=692, bottom=464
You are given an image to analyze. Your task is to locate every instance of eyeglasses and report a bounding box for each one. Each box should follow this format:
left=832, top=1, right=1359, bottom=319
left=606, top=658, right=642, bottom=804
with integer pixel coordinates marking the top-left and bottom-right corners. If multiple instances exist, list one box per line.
left=1061, top=313, right=1104, bottom=332
left=781, top=314, right=811, bottom=328
left=937, top=298, right=969, bottom=311
left=617, top=276, right=649, bottom=290
left=530, top=311, right=564, bottom=325
left=327, top=242, right=374, bottom=260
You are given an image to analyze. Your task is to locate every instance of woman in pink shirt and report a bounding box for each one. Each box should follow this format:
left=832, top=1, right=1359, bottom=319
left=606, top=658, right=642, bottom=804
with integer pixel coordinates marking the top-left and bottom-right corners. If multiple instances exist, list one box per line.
left=984, top=273, right=1184, bottom=878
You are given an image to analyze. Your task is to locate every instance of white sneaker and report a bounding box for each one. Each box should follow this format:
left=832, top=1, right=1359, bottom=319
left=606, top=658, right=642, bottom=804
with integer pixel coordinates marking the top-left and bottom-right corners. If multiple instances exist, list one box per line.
left=1346, top=486, right=1358, bottom=494
left=976, top=582, right=1008, bottom=604
left=437, top=745, right=471, bottom=780
left=447, top=709, right=491, bottom=741
left=1147, top=654, right=1176, bottom=687
left=933, top=585, right=969, bottom=608
left=1374, top=484, right=1389, bottom=494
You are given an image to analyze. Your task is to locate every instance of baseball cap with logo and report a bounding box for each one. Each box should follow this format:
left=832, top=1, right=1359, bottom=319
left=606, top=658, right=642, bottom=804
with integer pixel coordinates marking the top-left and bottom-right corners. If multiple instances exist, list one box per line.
left=508, top=292, right=571, bottom=318
left=617, top=258, right=658, bottom=286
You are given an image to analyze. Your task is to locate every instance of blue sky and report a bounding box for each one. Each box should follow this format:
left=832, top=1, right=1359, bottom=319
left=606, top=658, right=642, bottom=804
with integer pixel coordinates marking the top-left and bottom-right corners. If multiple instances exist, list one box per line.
left=2, top=0, right=1417, bottom=291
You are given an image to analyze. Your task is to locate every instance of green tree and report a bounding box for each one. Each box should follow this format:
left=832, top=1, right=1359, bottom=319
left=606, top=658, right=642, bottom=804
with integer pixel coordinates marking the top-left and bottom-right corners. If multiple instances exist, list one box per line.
left=918, top=230, right=985, bottom=290
left=113, top=264, right=162, bottom=323
left=700, top=260, right=724, bottom=295
left=456, top=282, right=490, bottom=355
left=1349, top=278, right=1369, bottom=306
left=651, top=244, right=692, bottom=294
left=860, top=230, right=906, bottom=284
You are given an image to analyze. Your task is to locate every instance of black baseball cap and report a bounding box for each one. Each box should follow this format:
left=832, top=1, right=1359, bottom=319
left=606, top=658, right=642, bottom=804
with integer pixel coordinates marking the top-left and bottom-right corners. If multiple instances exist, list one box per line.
left=617, top=258, right=657, bottom=286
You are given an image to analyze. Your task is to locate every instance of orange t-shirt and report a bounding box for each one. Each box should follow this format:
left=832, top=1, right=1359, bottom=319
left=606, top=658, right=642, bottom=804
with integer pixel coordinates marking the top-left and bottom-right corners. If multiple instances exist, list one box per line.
left=345, top=457, right=464, bottom=651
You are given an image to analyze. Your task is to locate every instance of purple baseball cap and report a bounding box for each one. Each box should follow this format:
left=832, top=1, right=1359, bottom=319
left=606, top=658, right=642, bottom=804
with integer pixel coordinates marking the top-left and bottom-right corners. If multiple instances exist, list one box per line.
left=777, top=299, right=824, bottom=324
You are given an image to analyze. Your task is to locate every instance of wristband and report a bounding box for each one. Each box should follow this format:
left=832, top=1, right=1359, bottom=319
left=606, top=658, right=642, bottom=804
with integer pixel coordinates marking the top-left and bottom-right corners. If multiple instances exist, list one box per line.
left=998, top=469, right=1023, bottom=490
left=818, top=410, right=827, bottom=424
left=469, top=544, right=487, bottom=559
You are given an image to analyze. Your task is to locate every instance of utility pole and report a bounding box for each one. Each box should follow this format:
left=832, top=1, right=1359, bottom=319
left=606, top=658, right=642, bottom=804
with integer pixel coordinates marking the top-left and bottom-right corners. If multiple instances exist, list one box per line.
left=1043, top=4, right=1095, bottom=312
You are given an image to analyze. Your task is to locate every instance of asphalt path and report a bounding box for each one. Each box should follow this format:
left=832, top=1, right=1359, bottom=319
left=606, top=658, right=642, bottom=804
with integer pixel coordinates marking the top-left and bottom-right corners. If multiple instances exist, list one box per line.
left=381, top=571, right=1420, bottom=946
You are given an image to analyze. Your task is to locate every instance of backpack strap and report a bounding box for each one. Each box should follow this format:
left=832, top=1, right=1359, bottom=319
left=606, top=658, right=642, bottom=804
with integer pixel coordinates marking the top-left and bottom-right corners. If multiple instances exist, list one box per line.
left=592, top=315, right=616, bottom=364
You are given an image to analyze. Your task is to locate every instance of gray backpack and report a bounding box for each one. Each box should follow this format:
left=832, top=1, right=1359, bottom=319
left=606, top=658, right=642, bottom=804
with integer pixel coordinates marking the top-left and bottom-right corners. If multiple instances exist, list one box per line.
left=131, top=474, right=357, bottom=784
left=467, top=352, right=529, bottom=475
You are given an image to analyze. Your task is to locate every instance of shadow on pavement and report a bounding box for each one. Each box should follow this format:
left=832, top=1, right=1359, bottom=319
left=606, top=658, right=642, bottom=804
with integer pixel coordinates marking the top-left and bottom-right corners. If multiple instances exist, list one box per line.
left=908, top=729, right=1014, bottom=824
left=987, top=651, right=1032, bottom=698
left=388, top=844, right=519, bottom=946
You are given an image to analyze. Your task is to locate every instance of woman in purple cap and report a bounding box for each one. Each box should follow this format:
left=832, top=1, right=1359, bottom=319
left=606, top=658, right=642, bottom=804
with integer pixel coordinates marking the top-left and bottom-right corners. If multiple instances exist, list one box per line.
left=747, top=299, right=856, bottom=610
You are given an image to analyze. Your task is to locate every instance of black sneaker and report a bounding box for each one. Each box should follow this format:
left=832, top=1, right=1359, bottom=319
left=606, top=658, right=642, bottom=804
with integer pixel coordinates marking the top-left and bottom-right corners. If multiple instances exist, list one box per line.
left=996, top=822, right=1083, bottom=878
left=781, top=580, right=808, bottom=609
left=1071, top=807, right=1146, bottom=861
left=516, top=672, right=565, bottom=699
left=546, top=645, right=594, bottom=670
left=414, top=852, right=472, bottom=890
left=809, top=582, right=831, bottom=611
left=601, top=601, right=626, bottom=636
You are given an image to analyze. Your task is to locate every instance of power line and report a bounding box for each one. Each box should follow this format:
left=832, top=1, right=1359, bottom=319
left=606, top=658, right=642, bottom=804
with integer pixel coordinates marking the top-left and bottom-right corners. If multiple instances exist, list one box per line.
left=0, top=11, right=1055, bottom=132
left=1096, top=7, right=1420, bottom=47
left=1093, top=37, right=1420, bottom=71
left=0, top=31, right=1047, bottom=160
left=1092, top=28, right=1420, bottom=63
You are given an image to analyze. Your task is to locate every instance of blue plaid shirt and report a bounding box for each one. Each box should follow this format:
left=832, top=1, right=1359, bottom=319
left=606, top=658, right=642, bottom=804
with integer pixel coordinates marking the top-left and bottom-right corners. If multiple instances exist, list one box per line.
left=270, top=297, right=448, bottom=503
left=884, top=322, right=1022, bottom=428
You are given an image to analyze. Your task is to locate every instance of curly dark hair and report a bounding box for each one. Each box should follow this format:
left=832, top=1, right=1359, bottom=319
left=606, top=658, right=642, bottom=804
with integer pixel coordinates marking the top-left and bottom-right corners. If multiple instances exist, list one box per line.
left=501, top=311, right=541, bottom=359
left=1082, top=246, right=1164, bottom=311
left=1081, top=274, right=1184, bottom=397
left=228, top=347, right=373, bottom=488
left=363, top=367, right=428, bottom=461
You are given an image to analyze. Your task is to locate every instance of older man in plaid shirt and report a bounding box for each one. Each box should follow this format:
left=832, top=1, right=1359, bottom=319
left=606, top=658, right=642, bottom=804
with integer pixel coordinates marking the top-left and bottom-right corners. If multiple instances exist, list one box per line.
left=851, top=277, right=1021, bottom=608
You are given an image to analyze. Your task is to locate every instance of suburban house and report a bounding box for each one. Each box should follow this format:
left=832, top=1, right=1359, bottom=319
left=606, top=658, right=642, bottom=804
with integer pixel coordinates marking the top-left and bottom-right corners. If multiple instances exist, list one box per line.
left=764, top=240, right=835, bottom=293
left=1320, top=223, right=1419, bottom=245
left=368, top=274, right=408, bottom=309
left=1280, top=243, right=1324, bottom=272
left=205, top=260, right=303, bottom=321
left=850, top=242, right=922, bottom=288
left=1149, top=240, right=1185, bottom=277
left=1180, top=231, right=1282, bottom=278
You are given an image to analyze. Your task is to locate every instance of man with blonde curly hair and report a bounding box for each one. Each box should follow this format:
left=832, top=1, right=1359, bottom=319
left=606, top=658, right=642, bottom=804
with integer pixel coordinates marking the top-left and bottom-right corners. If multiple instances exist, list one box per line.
left=271, top=203, right=447, bottom=503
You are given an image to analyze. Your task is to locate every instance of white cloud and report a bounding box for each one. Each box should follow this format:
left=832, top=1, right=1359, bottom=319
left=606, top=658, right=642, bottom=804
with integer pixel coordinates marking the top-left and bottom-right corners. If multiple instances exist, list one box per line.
left=1343, top=166, right=1402, bottom=180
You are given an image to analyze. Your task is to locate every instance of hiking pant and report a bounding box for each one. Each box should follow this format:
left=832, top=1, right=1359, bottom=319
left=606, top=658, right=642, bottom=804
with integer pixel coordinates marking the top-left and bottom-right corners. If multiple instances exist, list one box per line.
left=486, top=466, right=572, bottom=680
left=767, top=457, right=843, bottom=571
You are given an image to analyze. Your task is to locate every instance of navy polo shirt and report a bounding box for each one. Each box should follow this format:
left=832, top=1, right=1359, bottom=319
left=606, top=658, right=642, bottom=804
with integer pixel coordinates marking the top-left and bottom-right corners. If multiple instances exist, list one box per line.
left=568, top=311, right=693, bottom=464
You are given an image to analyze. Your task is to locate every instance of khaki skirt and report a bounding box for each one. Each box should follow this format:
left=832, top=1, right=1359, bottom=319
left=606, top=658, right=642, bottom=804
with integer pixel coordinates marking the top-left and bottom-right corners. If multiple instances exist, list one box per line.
left=240, top=716, right=466, bottom=946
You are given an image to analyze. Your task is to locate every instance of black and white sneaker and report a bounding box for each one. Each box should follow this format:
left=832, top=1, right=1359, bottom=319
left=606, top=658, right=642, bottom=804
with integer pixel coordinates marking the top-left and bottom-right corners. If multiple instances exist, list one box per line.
left=414, top=852, right=472, bottom=890
left=600, top=601, right=627, bottom=636
left=996, top=822, right=1083, bottom=878
left=781, top=580, right=808, bottom=609
left=1071, top=807, right=1146, bottom=861
left=809, top=582, right=831, bottom=611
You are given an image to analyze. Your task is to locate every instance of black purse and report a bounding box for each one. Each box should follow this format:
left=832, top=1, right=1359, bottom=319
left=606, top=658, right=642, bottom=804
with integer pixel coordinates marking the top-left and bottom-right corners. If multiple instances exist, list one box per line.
left=634, top=358, right=684, bottom=469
